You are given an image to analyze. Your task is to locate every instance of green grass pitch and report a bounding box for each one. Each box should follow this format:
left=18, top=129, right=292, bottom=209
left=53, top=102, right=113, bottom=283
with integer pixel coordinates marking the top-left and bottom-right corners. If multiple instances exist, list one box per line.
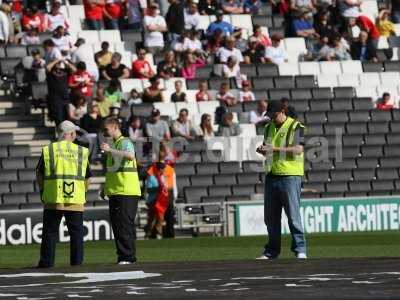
left=0, top=231, right=399, bottom=268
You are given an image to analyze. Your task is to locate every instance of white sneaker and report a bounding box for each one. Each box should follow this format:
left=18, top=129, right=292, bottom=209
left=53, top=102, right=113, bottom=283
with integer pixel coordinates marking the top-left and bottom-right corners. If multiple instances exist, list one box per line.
left=256, top=254, right=274, bottom=260
left=118, top=261, right=133, bottom=265
left=296, top=253, right=307, bottom=259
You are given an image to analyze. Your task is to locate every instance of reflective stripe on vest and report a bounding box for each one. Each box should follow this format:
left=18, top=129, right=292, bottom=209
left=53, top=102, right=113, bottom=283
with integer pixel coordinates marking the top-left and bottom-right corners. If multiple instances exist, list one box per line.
left=104, top=136, right=141, bottom=196
left=264, top=117, right=305, bottom=176
left=42, top=141, right=89, bottom=204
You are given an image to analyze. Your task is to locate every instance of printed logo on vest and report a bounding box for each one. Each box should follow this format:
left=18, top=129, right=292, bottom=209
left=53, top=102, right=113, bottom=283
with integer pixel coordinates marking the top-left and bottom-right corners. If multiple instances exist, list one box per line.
left=63, top=181, right=75, bottom=198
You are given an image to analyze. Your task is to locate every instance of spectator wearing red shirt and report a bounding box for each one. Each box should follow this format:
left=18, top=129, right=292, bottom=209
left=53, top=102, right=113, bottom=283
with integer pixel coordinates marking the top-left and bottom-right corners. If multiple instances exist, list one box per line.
left=68, top=62, right=94, bottom=98
left=131, top=48, right=155, bottom=79
left=376, top=92, right=395, bottom=111
left=83, top=0, right=105, bottom=30
left=104, top=0, right=125, bottom=29
left=22, top=5, right=45, bottom=32
left=349, top=15, right=380, bottom=47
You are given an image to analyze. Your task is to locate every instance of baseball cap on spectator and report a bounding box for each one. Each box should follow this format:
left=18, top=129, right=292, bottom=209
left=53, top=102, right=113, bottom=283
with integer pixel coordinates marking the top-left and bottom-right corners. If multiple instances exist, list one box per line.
left=266, top=100, right=285, bottom=119
left=151, top=108, right=161, bottom=117
left=216, top=9, right=224, bottom=16
left=58, top=120, right=80, bottom=135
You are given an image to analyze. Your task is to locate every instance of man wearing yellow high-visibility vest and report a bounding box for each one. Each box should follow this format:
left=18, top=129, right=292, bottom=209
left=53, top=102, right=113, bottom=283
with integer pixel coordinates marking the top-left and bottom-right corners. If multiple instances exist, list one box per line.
left=100, top=117, right=141, bottom=265
left=256, top=100, right=307, bottom=260
left=36, top=121, right=92, bottom=268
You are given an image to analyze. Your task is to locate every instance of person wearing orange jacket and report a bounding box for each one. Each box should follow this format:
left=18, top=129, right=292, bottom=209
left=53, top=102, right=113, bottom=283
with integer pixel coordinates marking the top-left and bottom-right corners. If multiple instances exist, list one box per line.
left=145, top=143, right=177, bottom=239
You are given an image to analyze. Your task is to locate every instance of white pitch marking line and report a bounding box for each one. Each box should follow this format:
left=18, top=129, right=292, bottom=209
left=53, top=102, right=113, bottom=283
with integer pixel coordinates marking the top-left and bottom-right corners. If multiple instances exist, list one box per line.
left=0, top=294, right=25, bottom=297
left=67, top=295, right=92, bottom=298
left=219, top=283, right=241, bottom=287
left=285, top=284, right=312, bottom=287
left=352, top=281, right=383, bottom=284
left=171, top=280, right=194, bottom=283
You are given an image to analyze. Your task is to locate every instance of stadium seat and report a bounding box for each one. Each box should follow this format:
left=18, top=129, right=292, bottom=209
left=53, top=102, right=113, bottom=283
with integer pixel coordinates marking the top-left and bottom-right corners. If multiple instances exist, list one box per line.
left=317, top=74, right=338, bottom=87
left=349, top=181, right=371, bottom=192
left=18, top=169, right=36, bottom=181
left=196, top=162, right=219, bottom=175
left=131, top=103, right=154, bottom=117
left=190, top=175, right=213, bottom=187
left=337, top=74, right=359, bottom=87
left=219, top=161, right=241, bottom=174
left=208, top=185, right=232, bottom=197
left=78, top=31, right=100, bottom=45
left=232, top=184, right=255, bottom=196
left=236, top=172, right=260, bottom=185
left=386, top=133, right=400, bottom=144
left=252, top=77, right=274, bottom=90
left=353, top=97, right=373, bottom=110
left=370, top=110, right=392, bottom=122
left=99, top=30, right=122, bottom=44
left=0, top=58, right=21, bottom=77
left=184, top=186, right=208, bottom=203
left=10, top=181, right=34, bottom=193
left=0, top=133, right=12, bottom=145
left=307, top=170, right=330, bottom=182
left=278, top=63, right=299, bottom=76
left=379, top=72, right=400, bottom=84
left=240, top=64, right=257, bottom=77
left=362, top=62, right=383, bottom=72
left=331, top=98, right=353, bottom=111
left=1, top=157, right=25, bottom=169
left=5, top=45, right=27, bottom=58
left=291, top=99, right=309, bottom=112
left=320, top=61, right=342, bottom=75
left=361, top=145, right=383, bottom=158
left=359, top=73, right=380, bottom=87
left=268, top=88, right=290, bottom=100
left=368, top=122, right=388, bottom=134
left=27, top=192, right=41, bottom=203
left=355, top=86, right=378, bottom=99
left=295, top=75, right=316, bottom=88
left=257, top=64, right=279, bottom=77
left=213, top=173, right=237, bottom=186
left=333, top=87, right=355, bottom=98
left=349, top=110, right=370, bottom=122
left=175, top=163, right=196, bottom=176
left=309, top=99, right=330, bottom=112
left=274, top=76, right=295, bottom=89
left=346, top=122, right=367, bottom=135
left=312, top=88, right=333, bottom=99
left=153, top=102, right=177, bottom=118
left=340, top=61, right=363, bottom=74
left=8, top=145, right=30, bottom=157
left=2, top=193, right=26, bottom=204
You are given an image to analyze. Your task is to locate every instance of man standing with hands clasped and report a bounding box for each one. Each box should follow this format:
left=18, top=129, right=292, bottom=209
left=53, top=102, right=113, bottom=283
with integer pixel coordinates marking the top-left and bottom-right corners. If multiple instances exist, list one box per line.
left=100, top=117, right=142, bottom=265
left=256, top=100, right=307, bottom=260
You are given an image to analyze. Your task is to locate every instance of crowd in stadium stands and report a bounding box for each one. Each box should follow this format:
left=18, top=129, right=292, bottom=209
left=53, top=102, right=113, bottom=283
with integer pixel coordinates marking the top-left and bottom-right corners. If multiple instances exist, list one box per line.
left=0, top=0, right=397, bottom=161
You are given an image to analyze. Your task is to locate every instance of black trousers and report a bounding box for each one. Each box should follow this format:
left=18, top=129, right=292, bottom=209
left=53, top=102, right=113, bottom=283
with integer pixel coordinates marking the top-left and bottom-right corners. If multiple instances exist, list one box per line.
left=39, top=209, right=84, bottom=268
left=163, top=193, right=175, bottom=238
left=109, top=195, right=139, bottom=263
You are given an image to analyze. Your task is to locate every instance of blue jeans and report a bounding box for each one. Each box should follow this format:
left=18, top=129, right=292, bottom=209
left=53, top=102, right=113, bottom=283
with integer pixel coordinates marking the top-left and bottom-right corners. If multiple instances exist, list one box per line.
left=39, top=209, right=84, bottom=267
left=263, top=175, right=306, bottom=257
left=104, top=18, right=120, bottom=29
left=86, top=19, right=103, bottom=30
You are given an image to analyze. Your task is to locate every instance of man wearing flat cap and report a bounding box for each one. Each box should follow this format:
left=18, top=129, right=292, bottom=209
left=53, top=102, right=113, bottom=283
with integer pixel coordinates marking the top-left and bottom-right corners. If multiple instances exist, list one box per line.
left=36, top=121, right=92, bottom=268
left=256, top=100, right=307, bottom=260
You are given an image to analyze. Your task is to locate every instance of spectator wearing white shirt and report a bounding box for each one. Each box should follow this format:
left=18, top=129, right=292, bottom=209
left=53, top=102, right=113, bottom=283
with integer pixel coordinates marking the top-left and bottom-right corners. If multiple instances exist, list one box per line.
left=184, top=3, right=200, bottom=30
left=222, top=55, right=245, bottom=87
left=239, top=80, right=255, bottom=102
left=264, top=33, right=288, bottom=65
left=172, top=108, right=196, bottom=139
left=143, top=3, right=167, bottom=54
left=184, top=29, right=203, bottom=53
left=0, top=5, right=10, bottom=44
left=45, top=1, right=69, bottom=32
left=249, top=99, right=269, bottom=126
left=217, top=36, right=244, bottom=64
left=51, top=26, right=73, bottom=56
left=71, top=38, right=99, bottom=81
left=43, top=38, right=63, bottom=64
left=19, top=27, right=40, bottom=45
left=127, top=0, right=147, bottom=30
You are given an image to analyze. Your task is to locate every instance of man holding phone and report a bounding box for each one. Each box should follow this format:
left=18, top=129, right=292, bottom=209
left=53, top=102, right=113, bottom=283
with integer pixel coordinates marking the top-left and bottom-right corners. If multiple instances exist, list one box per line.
left=256, top=100, right=307, bottom=260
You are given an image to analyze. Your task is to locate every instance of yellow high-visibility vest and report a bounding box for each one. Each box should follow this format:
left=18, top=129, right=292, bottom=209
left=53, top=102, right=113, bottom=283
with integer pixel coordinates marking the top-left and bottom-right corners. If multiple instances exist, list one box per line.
left=42, top=141, right=89, bottom=204
left=264, top=117, right=305, bottom=176
left=104, top=136, right=141, bottom=196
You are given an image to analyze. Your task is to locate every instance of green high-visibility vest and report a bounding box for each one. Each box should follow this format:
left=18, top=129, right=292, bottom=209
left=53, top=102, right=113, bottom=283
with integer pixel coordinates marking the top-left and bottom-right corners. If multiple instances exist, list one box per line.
left=104, top=136, right=141, bottom=196
left=42, top=141, right=89, bottom=204
left=264, top=117, right=305, bottom=176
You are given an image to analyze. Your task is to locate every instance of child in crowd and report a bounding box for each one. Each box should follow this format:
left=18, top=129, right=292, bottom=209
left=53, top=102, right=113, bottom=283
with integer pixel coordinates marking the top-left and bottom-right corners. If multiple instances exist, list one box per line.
left=217, top=82, right=237, bottom=107
left=195, top=80, right=212, bottom=101
left=171, top=80, right=187, bottom=102
left=127, top=88, right=143, bottom=105
left=239, top=80, right=255, bottom=102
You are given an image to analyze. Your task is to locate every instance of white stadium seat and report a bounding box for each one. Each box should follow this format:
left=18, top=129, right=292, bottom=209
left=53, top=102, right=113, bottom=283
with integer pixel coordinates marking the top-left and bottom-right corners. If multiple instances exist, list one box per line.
left=340, top=61, right=363, bottom=74
left=175, top=102, right=199, bottom=117
left=153, top=102, right=177, bottom=118
left=377, top=37, right=389, bottom=49
left=299, top=62, right=320, bottom=75
left=319, top=61, right=342, bottom=75
left=284, top=38, right=307, bottom=53
left=165, top=78, right=187, bottom=92
left=359, top=73, right=381, bottom=87
left=317, top=74, right=338, bottom=87
left=78, top=30, right=100, bottom=44
left=67, top=5, right=85, bottom=19
left=337, top=74, right=359, bottom=87
left=380, top=72, right=400, bottom=85
left=239, top=124, right=256, bottom=137
left=198, top=100, right=219, bottom=117
left=355, top=86, right=378, bottom=99
left=278, top=63, right=300, bottom=76
left=185, top=90, right=197, bottom=102
left=198, top=16, right=211, bottom=31
left=360, top=2, right=379, bottom=22
left=120, top=79, right=143, bottom=93
left=99, top=30, right=122, bottom=44
left=231, top=15, right=253, bottom=35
